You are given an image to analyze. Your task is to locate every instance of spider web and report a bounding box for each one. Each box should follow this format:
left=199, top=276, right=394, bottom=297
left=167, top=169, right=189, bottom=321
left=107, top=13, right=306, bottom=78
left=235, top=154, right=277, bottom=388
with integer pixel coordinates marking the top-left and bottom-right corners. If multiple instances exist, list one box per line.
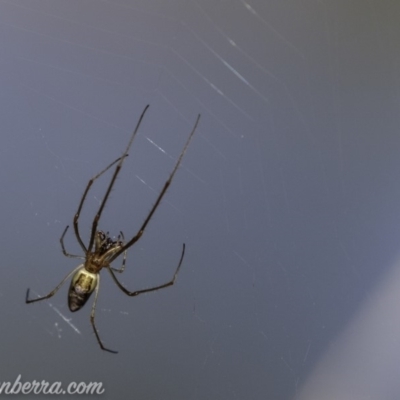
left=0, top=0, right=400, bottom=398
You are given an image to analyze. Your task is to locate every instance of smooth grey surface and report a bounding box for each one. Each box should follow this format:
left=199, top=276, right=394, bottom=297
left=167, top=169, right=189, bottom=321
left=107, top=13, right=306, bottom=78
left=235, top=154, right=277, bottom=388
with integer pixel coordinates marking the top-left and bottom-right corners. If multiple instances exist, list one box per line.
left=0, top=0, right=400, bottom=399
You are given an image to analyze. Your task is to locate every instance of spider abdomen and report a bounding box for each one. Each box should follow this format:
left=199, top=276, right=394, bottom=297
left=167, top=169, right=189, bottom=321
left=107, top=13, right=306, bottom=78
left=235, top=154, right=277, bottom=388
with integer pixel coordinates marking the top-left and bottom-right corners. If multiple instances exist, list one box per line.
left=68, top=267, right=98, bottom=312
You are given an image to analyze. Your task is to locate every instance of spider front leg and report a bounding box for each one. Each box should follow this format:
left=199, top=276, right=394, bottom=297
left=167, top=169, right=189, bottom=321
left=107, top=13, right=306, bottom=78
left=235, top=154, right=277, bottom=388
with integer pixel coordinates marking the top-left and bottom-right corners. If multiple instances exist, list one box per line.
left=107, top=244, right=185, bottom=297
left=108, top=113, right=200, bottom=264
left=73, top=155, right=128, bottom=253
left=86, top=106, right=150, bottom=253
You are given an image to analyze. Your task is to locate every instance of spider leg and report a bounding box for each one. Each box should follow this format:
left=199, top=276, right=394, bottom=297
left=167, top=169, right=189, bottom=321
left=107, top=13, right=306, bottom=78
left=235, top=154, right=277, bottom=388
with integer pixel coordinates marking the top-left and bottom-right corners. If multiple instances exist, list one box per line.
left=110, top=114, right=200, bottom=262
left=89, top=275, right=118, bottom=354
left=110, top=231, right=127, bottom=273
left=60, top=225, right=85, bottom=259
left=107, top=243, right=185, bottom=297
left=73, top=155, right=127, bottom=253
left=110, top=249, right=127, bottom=273
left=25, top=264, right=83, bottom=304
left=87, top=105, right=150, bottom=253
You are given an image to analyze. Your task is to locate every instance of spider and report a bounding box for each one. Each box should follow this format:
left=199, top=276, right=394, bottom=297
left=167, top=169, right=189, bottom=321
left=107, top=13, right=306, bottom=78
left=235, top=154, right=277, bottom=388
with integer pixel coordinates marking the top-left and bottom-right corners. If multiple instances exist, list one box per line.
left=26, top=105, right=200, bottom=353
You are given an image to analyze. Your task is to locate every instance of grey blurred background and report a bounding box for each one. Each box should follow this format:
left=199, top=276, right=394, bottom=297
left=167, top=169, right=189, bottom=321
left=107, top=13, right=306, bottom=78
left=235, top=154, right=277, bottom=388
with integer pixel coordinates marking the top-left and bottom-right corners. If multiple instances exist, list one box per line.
left=0, top=0, right=400, bottom=399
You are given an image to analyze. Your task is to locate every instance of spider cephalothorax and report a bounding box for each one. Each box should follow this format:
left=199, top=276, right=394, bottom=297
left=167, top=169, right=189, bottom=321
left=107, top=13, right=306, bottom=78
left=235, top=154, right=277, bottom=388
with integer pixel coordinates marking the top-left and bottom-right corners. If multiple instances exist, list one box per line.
left=26, top=105, right=200, bottom=353
left=96, top=231, right=123, bottom=255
